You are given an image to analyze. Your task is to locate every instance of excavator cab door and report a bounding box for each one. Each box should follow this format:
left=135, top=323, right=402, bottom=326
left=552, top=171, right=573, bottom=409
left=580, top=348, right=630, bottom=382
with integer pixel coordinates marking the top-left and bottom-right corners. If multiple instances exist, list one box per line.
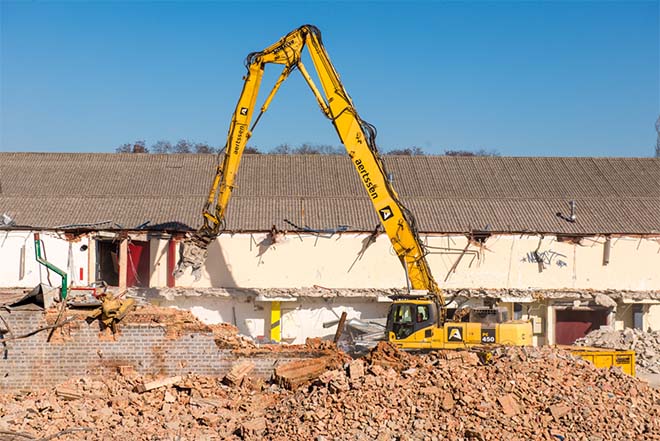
left=386, top=303, right=415, bottom=340
left=386, top=301, right=436, bottom=346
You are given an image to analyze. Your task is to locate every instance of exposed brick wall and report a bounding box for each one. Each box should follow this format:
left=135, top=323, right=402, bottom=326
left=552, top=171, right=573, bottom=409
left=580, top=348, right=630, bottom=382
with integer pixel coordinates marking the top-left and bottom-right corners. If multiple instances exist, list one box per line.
left=0, top=310, right=317, bottom=391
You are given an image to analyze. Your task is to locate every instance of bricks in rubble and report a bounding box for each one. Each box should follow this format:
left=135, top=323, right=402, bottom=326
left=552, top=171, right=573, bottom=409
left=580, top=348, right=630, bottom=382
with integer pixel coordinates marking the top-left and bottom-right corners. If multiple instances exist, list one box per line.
left=1, top=344, right=659, bottom=440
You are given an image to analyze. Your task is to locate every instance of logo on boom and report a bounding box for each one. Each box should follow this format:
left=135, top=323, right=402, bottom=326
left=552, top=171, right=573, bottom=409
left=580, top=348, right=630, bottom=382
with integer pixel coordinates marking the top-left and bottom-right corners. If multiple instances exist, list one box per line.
left=379, top=206, right=393, bottom=221
left=354, top=159, right=378, bottom=200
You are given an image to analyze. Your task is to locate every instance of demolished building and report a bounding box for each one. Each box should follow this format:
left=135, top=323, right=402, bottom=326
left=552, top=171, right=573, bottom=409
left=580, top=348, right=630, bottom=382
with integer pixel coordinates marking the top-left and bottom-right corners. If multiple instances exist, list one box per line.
left=1, top=152, right=659, bottom=346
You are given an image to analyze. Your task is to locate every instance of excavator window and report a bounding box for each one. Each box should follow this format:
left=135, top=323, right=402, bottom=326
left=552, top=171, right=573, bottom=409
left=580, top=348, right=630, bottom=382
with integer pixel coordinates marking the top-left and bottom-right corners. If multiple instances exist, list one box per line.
left=388, top=304, right=414, bottom=340
left=387, top=303, right=437, bottom=340
left=416, top=305, right=429, bottom=323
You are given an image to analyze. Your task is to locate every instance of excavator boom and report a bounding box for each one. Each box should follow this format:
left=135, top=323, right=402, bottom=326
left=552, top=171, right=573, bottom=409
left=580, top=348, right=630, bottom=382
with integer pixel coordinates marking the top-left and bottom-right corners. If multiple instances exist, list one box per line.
left=175, top=25, right=442, bottom=308
left=175, top=25, right=532, bottom=349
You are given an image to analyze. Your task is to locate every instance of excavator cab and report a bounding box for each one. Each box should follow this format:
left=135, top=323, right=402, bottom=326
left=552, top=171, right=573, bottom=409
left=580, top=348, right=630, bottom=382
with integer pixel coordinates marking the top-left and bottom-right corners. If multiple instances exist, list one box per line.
left=387, top=298, right=533, bottom=349
left=386, top=298, right=438, bottom=341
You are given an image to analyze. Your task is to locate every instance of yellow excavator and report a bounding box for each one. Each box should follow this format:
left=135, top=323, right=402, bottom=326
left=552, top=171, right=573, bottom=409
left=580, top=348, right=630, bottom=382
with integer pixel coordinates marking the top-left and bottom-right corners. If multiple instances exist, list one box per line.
left=175, top=24, right=533, bottom=349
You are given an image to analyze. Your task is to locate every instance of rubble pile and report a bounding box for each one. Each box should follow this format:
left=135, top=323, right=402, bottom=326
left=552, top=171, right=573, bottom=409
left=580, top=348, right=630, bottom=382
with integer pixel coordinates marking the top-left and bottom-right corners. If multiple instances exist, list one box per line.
left=1, top=344, right=659, bottom=440
left=46, top=303, right=256, bottom=349
left=268, top=344, right=660, bottom=440
left=0, top=371, right=276, bottom=440
left=209, top=322, right=256, bottom=349
left=575, top=327, right=660, bottom=374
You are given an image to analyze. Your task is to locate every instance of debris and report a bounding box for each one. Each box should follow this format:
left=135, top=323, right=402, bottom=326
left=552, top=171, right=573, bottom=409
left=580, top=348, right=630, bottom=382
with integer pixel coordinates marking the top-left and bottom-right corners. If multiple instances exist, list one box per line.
left=333, top=311, right=348, bottom=343
left=364, top=341, right=412, bottom=370
left=223, top=360, right=255, bottom=386
left=134, top=375, right=182, bottom=393
left=268, top=346, right=660, bottom=440
left=497, top=393, right=519, bottom=416
left=116, top=365, right=136, bottom=377
left=1, top=345, right=659, bottom=440
left=86, top=293, right=136, bottom=333
left=348, top=359, right=365, bottom=379
left=274, top=357, right=333, bottom=390
left=163, top=391, right=176, bottom=403
left=576, top=327, right=660, bottom=374
left=548, top=403, right=572, bottom=420
left=240, top=416, right=267, bottom=436
left=441, top=392, right=455, bottom=411
left=54, top=387, right=82, bottom=401
left=593, top=293, right=617, bottom=309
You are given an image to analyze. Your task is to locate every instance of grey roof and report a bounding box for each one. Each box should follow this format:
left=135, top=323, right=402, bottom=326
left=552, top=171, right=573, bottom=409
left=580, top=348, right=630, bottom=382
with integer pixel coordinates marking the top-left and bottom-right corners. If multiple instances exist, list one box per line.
left=1, top=153, right=659, bottom=234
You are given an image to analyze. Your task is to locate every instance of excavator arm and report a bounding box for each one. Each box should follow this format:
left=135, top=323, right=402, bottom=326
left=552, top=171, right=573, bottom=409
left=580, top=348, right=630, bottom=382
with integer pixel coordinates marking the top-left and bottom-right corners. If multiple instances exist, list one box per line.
left=175, top=25, right=444, bottom=312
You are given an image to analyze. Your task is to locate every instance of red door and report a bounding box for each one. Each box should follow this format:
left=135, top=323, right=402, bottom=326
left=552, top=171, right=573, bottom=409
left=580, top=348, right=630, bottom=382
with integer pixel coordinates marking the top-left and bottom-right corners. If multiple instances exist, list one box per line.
left=127, top=241, right=150, bottom=287
left=555, top=309, right=608, bottom=345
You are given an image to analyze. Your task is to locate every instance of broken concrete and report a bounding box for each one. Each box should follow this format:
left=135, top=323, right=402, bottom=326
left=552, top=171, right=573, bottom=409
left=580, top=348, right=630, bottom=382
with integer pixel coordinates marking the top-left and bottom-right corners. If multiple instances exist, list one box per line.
left=576, top=327, right=660, bottom=374
left=131, top=286, right=660, bottom=302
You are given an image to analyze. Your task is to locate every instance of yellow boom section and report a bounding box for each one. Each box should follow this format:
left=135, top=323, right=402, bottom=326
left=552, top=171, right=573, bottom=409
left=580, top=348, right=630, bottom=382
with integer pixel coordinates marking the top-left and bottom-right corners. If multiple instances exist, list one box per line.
left=186, top=25, right=443, bottom=306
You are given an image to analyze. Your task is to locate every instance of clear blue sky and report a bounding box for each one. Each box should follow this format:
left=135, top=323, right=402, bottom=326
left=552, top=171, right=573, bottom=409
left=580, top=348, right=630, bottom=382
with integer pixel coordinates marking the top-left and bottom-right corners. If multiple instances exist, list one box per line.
left=1, top=1, right=658, bottom=156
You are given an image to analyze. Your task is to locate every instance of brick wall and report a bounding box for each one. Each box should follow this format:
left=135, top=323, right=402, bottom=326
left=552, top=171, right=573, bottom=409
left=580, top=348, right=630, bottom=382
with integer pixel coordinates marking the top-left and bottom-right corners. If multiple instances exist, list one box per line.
left=0, top=309, right=318, bottom=391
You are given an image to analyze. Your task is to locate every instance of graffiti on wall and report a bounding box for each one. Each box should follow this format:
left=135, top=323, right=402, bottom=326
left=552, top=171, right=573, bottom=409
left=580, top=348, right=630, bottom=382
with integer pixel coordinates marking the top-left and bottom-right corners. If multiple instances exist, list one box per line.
left=522, top=249, right=568, bottom=268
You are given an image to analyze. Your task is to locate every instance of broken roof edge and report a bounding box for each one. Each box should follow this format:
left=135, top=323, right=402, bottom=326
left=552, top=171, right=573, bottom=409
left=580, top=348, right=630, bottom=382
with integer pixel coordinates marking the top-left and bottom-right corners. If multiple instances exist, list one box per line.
left=129, top=286, right=660, bottom=302
left=2, top=225, right=660, bottom=239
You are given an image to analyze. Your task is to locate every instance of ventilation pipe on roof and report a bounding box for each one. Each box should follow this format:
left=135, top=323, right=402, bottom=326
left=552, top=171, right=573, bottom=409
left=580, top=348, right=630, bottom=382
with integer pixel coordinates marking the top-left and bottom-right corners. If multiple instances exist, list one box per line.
left=1, top=213, right=14, bottom=226
left=568, top=200, right=577, bottom=223
left=387, top=172, right=394, bottom=183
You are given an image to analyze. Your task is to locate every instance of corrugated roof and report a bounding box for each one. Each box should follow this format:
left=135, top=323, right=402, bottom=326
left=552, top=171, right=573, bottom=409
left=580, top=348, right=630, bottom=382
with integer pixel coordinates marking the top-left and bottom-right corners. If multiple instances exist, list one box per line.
left=0, top=153, right=658, bottom=234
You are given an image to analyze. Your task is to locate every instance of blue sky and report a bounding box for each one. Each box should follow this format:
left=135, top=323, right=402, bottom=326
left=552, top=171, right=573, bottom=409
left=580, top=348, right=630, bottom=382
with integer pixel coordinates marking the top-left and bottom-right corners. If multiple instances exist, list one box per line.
left=1, top=1, right=658, bottom=156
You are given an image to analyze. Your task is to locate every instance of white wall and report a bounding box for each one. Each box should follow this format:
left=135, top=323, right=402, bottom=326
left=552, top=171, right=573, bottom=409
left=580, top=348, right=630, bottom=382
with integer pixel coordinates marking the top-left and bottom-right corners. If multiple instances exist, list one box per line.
left=172, top=233, right=660, bottom=292
left=279, top=299, right=389, bottom=344
left=0, top=230, right=89, bottom=289
left=153, top=295, right=271, bottom=338
left=154, top=294, right=389, bottom=344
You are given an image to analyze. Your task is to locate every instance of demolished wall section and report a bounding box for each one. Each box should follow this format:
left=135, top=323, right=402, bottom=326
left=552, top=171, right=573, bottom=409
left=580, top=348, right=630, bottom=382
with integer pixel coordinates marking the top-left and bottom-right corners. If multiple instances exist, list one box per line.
left=0, top=308, right=322, bottom=391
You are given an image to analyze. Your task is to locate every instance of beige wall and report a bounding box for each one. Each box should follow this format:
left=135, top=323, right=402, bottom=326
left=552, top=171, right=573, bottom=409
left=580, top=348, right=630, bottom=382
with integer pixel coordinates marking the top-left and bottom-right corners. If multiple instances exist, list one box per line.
left=170, top=233, right=660, bottom=291
left=647, top=305, right=660, bottom=331
left=614, top=305, right=634, bottom=331
left=149, top=238, right=169, bottom=287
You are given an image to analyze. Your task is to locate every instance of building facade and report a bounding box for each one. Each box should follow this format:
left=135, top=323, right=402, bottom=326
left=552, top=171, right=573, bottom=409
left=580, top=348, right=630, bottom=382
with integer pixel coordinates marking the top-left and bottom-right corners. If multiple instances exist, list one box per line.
left=1, top=153, right=659, bottom=345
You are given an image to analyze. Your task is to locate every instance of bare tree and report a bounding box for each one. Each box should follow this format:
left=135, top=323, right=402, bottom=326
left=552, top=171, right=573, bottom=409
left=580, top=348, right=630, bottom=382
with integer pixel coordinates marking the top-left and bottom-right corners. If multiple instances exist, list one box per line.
left=115, top=140, right=149, bottom=153
left=116, top=139, right=221, bottom=153
left=316, top=144, right=344, bottom=155
left=295, top=143, right=321, bottom=154
left=244, top=146, right=262, bottom=154
left=151, top=140, right=173, bottom=154
left=269, top=143, right=342, bottom=154
left=444, top=148, right=499, bottom=157
left=271, top=144, right=292, bottom=154
left=655, top=115, right=660, bottom=158
left=173, top=139, right=193, bottom=154
left=386, top=146, right=425, bottom=155
left=194, top=143, right=215, bottom=154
